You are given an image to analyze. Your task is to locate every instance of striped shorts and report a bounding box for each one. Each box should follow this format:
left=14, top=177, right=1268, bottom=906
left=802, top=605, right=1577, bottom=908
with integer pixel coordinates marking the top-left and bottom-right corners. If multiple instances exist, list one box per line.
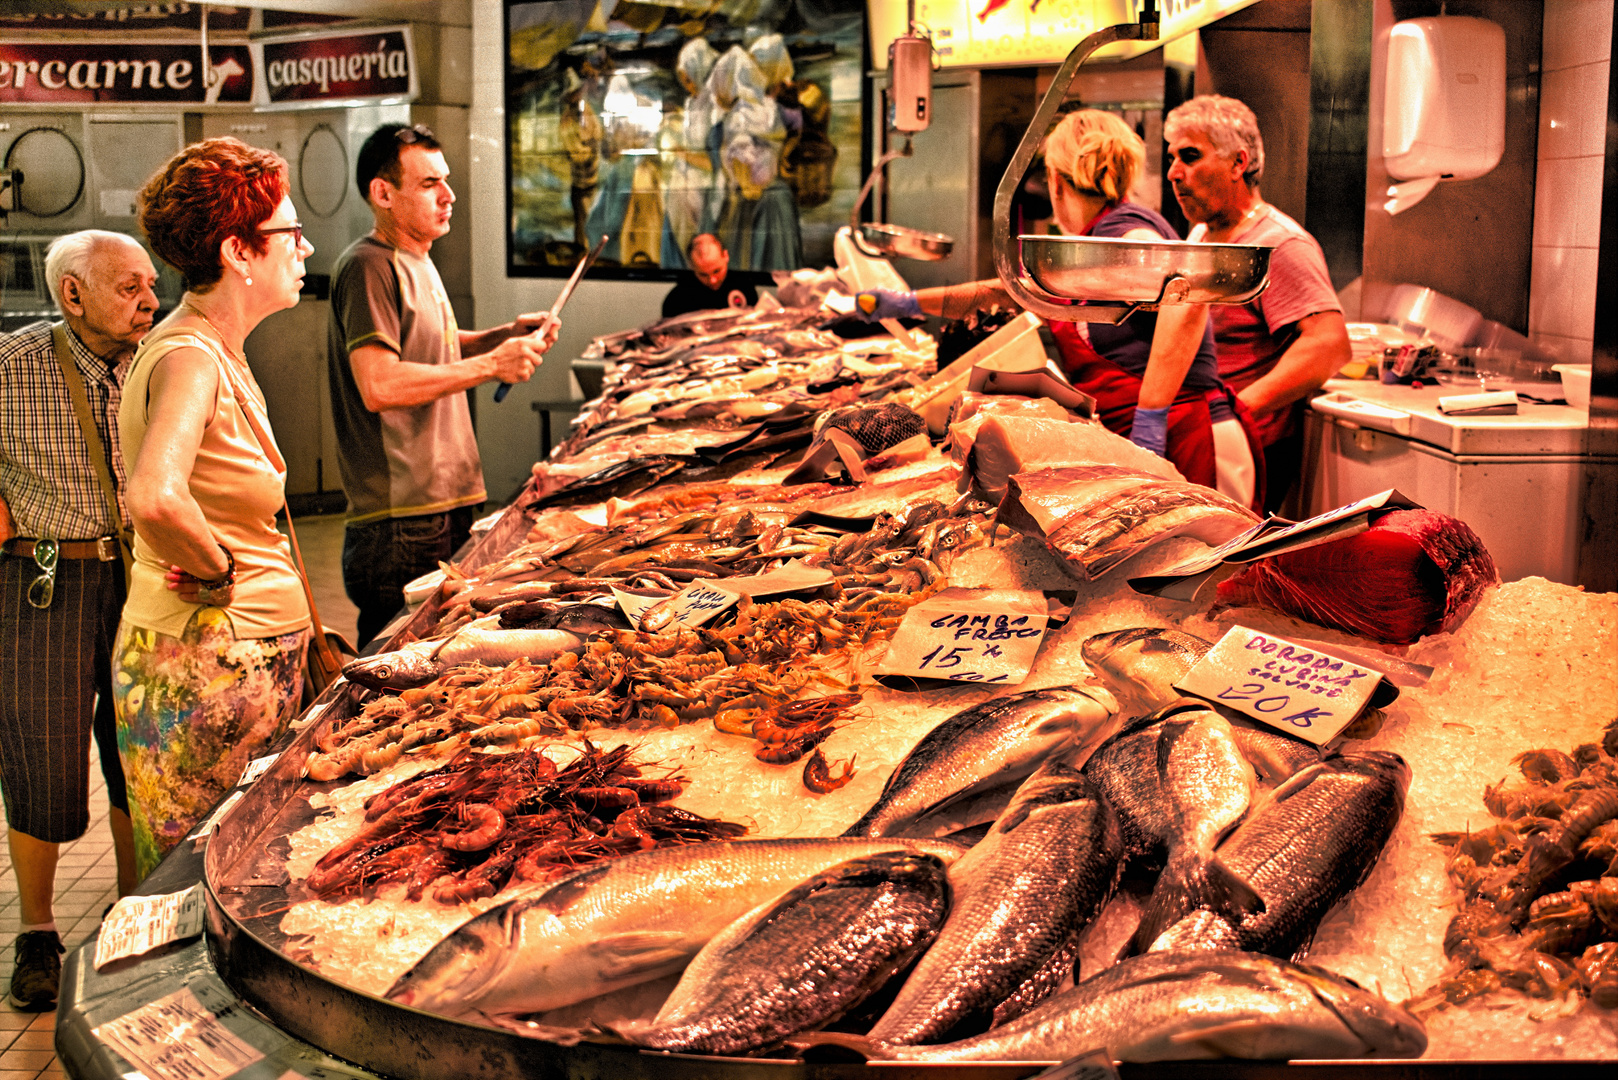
left=0, top=553, right=130, bottom=843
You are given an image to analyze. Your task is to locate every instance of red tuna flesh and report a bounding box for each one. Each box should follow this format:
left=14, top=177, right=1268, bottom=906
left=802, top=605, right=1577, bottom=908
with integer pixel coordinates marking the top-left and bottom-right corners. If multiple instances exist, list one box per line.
left=1213, top=509, right=1498, bottom=644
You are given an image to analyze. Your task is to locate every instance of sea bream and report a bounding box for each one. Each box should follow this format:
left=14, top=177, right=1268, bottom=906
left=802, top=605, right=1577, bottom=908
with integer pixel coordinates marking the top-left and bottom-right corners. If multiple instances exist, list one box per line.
left=619, top=851, right=950, bottom=1055
left=1082, top=627, right=1321, bottom=784
left=842, top=686, right=1121, bottom=838
left=343, top=618, right=593, bottom=690
left=1147, top=751, right=1411, bottom=959
left=384, top=837, right=967, bottom=1018
left=868, top=757, right=1122, bottom=1045
left=1082, top=701, right=1264, bottom=956
left=845, top=950, right=1427, bottom=1062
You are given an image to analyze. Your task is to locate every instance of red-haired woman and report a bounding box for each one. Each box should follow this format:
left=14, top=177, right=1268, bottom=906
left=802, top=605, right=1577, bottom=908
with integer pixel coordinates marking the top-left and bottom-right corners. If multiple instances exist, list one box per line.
left=115, top=137, right=313, bottom=877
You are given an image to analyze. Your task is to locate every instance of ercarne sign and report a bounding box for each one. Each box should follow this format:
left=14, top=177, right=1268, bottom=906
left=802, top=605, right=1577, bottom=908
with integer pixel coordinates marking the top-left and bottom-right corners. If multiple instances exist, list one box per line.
left=0, top=43, right=252, bottom=104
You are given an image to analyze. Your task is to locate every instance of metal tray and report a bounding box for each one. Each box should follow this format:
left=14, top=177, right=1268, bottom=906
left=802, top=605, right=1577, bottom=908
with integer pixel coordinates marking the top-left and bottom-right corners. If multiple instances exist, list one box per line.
left=856, top=222, right=954, bottom=262
left=1019, top=234, right=1270, bottom=305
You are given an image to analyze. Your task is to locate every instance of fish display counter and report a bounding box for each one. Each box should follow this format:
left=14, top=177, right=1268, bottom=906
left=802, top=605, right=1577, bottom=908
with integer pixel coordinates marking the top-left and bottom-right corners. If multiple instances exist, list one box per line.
left=56, top=303, right=1617, bottom=1080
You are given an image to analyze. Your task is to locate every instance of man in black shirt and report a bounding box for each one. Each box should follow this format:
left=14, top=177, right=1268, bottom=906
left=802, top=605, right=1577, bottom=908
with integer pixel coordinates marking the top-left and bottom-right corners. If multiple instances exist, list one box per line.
left=661, top=233, right=758, bottom=318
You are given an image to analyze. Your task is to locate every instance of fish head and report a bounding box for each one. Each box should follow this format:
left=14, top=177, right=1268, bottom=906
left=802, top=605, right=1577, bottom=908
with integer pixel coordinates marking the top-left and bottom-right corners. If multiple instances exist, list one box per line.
left=384, top=900, right=528, bottom=1013
left=1291, top=964, right=1428, bottom=1058
left=342, top=647, right=439, bottom=691
left=1080, top=627, right=1210, bottom=713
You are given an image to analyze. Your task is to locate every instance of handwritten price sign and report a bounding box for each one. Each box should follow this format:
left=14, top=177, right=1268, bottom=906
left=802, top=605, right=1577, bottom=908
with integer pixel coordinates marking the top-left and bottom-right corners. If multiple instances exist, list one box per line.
left=1174, top=626, right=1385, bottom=746
left=876, top=587, right=1048, bottom=684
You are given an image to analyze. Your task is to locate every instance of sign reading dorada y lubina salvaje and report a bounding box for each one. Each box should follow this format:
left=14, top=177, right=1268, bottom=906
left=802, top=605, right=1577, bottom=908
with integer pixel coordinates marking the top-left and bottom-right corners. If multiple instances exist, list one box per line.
left=255, top=27, right=415, bottom=108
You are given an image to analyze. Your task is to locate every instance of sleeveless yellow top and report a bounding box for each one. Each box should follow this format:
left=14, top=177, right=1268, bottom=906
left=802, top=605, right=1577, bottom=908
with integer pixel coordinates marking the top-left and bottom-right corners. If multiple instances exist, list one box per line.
left=118, top=317, right=309, bottom=639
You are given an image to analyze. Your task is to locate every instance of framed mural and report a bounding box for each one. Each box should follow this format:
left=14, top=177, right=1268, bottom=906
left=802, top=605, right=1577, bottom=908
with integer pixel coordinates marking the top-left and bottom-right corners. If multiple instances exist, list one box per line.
left=503, top=0, right=867, bottom=279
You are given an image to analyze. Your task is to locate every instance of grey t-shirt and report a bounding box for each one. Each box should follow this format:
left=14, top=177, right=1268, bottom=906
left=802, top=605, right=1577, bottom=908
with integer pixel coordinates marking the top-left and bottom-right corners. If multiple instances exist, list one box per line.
left=328, top=235, right=485, bottom=525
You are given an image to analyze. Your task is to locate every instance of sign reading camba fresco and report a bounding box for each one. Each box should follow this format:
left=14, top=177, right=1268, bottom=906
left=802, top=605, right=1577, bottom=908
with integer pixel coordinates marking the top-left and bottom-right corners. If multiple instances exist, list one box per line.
left=257, top=28, right=415, bottom=107
left=0, top=43, right=252, bottom=104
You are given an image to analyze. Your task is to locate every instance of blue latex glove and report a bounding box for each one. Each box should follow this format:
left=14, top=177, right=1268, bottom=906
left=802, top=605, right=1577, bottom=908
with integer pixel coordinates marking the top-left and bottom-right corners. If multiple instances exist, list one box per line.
left=853, top=288, right=921, bottom=322
left=1129, top=405, right=1170, bottom=457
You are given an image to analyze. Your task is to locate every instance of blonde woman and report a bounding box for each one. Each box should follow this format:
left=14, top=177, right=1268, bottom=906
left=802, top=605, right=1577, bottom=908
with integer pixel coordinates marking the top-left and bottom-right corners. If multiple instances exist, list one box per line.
left=856, top=110, right=1261, bottom=507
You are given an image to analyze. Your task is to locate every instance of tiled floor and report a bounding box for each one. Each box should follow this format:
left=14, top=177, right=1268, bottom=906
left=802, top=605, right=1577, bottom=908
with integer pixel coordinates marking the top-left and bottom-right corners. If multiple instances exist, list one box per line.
left=0, top=514, right=357, bottom=1078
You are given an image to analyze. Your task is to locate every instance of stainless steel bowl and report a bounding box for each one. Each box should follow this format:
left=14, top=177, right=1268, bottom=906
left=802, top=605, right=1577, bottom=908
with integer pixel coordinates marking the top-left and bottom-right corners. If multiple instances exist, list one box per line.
left=1019, top=234, right=1270, bottom=304
left=858, top=222, right=954, bottom=261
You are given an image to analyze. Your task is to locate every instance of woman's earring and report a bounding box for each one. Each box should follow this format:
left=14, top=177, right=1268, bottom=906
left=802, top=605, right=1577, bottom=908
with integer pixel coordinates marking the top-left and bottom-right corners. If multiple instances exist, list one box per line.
left=244, top=276, right=253, bottom=286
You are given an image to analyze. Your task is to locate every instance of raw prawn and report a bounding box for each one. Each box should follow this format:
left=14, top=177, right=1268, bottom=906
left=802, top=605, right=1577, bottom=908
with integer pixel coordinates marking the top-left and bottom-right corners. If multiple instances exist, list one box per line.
left=802, top=749, right=857, bottom=793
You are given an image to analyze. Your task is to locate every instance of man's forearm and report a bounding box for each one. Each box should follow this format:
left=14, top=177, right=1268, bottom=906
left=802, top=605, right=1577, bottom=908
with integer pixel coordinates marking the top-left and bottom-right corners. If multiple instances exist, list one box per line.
left=1236, top=312, right=1350, bottom=418
left=350, top=344, right=494, bottom=411
left=458, top=324, right=515, bottom=358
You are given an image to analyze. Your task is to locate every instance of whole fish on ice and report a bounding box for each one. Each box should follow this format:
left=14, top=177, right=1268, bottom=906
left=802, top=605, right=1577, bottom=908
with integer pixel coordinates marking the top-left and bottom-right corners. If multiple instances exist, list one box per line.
left=1147, top=751, right=1410, bottom=959
left=1082, top=701, right=1264, bottom=955
left=385, top=837, right=966, bottom=1017
left=343, top=616, right=588, bottom=690
left=868, top=757, right=1121, bottom=1044
left=843, top=686, right=1120, bottom=838
left=843, top=950, right=1427, bottom=1062
left=619, top=851, right=950, bottom=1054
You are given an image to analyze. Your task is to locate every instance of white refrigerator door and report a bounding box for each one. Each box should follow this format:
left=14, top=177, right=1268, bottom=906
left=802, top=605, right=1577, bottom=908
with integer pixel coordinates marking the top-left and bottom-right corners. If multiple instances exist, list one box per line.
left=1305, top=413, right=1594, bottom=586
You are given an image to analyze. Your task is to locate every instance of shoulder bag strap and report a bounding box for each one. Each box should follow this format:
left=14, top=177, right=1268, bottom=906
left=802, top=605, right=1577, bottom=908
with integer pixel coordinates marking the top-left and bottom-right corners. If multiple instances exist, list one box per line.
left=213, top=346, right=339, bottom=672
left=51, top=323, right=133, bottom=584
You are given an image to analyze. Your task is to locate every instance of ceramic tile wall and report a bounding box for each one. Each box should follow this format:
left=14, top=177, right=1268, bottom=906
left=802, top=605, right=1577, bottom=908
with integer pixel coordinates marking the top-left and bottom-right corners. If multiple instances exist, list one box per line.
left=1530, top=0, right=1612, bottom=365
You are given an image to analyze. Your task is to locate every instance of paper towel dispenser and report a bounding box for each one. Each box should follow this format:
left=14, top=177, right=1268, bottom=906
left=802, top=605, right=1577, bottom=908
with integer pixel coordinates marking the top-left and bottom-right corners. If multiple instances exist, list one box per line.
left=1382, top=15, right=1505, bottom=214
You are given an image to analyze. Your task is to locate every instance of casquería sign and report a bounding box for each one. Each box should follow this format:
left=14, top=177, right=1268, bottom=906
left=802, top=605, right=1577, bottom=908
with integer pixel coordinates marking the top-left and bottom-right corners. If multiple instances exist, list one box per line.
left=257, top=28, right=414, bottom=107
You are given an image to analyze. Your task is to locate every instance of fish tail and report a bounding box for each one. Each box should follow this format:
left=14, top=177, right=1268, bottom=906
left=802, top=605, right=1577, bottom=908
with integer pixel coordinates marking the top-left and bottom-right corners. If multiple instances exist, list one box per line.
left=1128, top=853, right=1264, bottom=956
left=787, top=1030, right=890, bottom=1061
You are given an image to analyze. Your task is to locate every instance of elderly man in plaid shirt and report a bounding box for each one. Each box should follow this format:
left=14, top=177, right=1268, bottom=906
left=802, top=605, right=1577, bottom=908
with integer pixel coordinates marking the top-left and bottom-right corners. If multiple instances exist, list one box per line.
left=0, top=230, right=152, bottom=1010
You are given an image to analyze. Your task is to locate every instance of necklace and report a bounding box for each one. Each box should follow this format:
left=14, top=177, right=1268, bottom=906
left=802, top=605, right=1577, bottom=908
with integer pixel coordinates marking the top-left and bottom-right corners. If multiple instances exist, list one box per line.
left=182, top=299, right=244, bottom=362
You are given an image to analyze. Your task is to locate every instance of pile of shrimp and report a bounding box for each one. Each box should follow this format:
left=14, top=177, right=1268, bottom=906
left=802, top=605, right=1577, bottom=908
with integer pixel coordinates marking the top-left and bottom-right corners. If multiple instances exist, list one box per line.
left=303, top=742, right=745, bottom=904
left=1410, top=718, right=1618, bottom=1016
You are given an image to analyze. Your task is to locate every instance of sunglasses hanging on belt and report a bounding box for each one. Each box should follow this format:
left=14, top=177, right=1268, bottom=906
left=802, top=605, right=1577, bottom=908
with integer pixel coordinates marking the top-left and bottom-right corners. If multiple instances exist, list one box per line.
left=26, top=538, right=58, bottom=610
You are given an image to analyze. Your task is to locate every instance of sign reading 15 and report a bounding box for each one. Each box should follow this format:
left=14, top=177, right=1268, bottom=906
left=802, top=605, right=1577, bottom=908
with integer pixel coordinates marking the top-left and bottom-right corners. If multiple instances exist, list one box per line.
left=915, top=643, right=1012, bottom=682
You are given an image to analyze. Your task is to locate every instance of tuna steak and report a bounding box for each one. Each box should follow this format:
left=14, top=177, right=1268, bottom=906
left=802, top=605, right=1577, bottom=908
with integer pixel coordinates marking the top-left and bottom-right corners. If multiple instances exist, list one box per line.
left=1213, top=509, right=1497, bottom=644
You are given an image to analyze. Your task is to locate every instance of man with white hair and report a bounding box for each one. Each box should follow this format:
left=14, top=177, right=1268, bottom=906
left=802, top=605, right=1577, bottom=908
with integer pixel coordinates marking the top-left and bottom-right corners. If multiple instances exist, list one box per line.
left=1165, top=94, right=1350, bottom=512
left=0, top=230, right=152, bottom=1009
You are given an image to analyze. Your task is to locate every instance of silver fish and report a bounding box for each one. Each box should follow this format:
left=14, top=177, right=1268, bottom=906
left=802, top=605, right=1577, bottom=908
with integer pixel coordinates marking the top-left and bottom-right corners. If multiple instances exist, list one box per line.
left=860, top=950, right=1427, bottom=1062
left=1082, top=627, right=1320, bottom=785
left=868, top=757, right=1121, bottom=1045
left=343, top=621, right=585, bottom=690
left=842, top=686, right=1120, bottom=838
left=620, top=851, right=950, bottom=1054
left=1148, top=751, right=1410, bottom=960
left=384, top=837, right=966, bottom=1017
left=1083, top=702, right=1263, bottom=957
left=999, top=466, right=1261, bottom=580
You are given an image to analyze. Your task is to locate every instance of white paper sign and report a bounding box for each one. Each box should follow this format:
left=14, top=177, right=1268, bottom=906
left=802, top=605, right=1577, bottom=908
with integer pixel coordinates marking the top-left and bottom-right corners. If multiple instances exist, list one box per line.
left=94, top=885, right=208, bottom=970
left=93, top=985, right=265, bottom=1080
left=707, top=559, right=835, bottom=599
left=237, top=754, right=278, bottom=787
left=1174, top=626, right=1384, bottom=746
left=614, top=581, right=737, bottom=630
left=188, top=789, right=244, bottom=841
left=875, top=587, right=1048, bottom=684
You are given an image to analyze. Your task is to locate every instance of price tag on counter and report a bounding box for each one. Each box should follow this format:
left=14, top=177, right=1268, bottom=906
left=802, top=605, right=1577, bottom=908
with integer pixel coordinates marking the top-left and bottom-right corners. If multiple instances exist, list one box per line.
left=94, top=885, right=207, bottom=970
left=237, top=753, right=278, bottom=787
left=92, top=984, right=268, bottom=1080
left=188, top=789, right=244, bottom=842
left=613, top=581, right=737, bottom=630
left=1034, top=1048, right=1121, bottom=1080
left=875, top=587, right=1048, bottom=684
left=1174, top=626, right=1387, bottom=746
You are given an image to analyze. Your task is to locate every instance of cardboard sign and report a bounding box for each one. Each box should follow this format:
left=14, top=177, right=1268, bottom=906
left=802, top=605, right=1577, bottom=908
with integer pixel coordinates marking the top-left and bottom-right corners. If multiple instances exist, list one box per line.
left=876, top=587, right=1047, bottom=684
left=188, top=790, right=244, bottom=841
left=238, top=753, right=279, bottom=788
left=92, top=984, right=268, bottom=1080
left=94, top=886, right=207, bottom=970
left=615, top=560, right=834, bottom=631
left=1174, top=627, right=1388, bottom=746
left=1034, top=1048, right=1122, bottom=1080
left=1130, top=489, right=1422, bottom=601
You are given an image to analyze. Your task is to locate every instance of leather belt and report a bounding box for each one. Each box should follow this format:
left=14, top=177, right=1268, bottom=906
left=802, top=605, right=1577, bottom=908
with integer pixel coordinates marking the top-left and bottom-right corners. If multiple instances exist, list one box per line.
left=3, top=537, right=121, bottom=561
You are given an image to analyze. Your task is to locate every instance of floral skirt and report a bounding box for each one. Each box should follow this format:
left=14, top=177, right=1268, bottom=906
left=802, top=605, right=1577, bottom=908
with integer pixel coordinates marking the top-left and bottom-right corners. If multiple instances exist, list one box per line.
left=112, top=609, right=308, bottom=879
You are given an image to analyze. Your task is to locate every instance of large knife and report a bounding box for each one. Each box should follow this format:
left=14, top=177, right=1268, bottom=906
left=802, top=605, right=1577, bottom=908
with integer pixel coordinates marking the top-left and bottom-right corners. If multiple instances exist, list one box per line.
left=494, top=232, right=609, bottom=403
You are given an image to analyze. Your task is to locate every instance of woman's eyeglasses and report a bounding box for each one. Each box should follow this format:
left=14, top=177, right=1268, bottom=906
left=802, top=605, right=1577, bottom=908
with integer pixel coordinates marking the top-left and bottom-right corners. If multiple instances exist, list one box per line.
left=26, top=538, right=57, bottom=610
left=259, top=222, right=305, bottom=245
